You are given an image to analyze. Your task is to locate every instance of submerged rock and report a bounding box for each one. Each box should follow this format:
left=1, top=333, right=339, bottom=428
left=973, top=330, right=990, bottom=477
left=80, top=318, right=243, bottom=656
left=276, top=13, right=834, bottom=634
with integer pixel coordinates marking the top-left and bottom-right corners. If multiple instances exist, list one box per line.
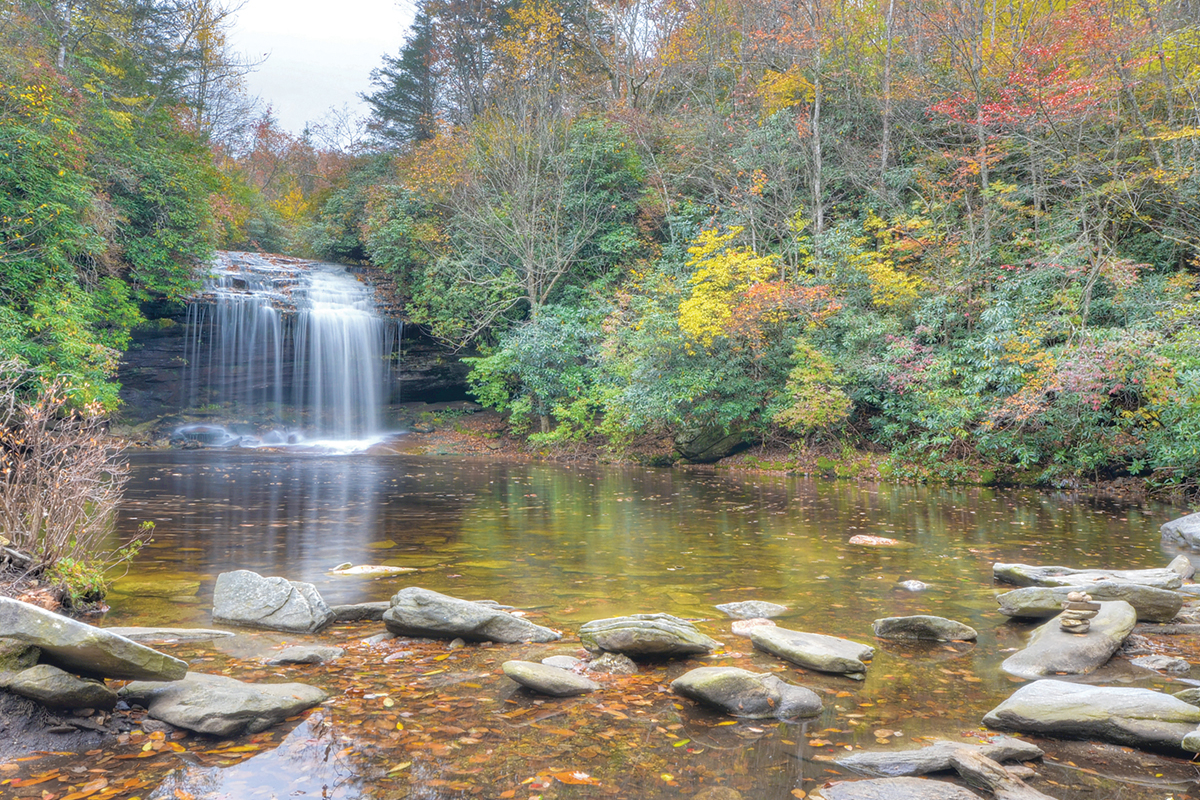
left=1000, top=601, right=1136, bottom=679
left=8, top=664, right=117, bottom=711
left=0, top=597, right=186, bottom=681
left=99, top=627, right=235, bottom=644
left=896, top=580, right=929, bottom=592
left=821, top=777, right=984, bottom=800
left=330, top=601, right=391, bottom=622
left=872, top=616, right=977, bottom=642
left=579, top=614, right=720, bottom=657
left=212, top=570, right=335, bottom=633
left=502, top=660, right=598, bottom=696
left=1162, top=513, right=1200, bottom=549
left=383, top=587, right=560, bottom=643
left=121, top=672, right=328, bottom=736
left=715, top=601, right=788, bottom=619
left=585, top=652, right=638, bottom=674
left=1130, top=654, right=1190, bottom=674
left=834, top=736, right=1043, bottom=777
left=750, top=626, right=874, bottom=677
left=266, top=646, right=344, bottom=666
left=671, top=666, right=822, bottom=719
left=996, top=582, right=1182, bottom=623
left=984, top=679, right=1200, bottom=750
left=993, top=563, right=1182, bottom=590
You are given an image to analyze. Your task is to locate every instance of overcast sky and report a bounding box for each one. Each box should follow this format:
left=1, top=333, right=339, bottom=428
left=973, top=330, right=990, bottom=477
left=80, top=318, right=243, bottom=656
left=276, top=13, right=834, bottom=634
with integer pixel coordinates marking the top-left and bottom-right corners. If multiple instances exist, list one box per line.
left=230, top=0, right=417, bottom=133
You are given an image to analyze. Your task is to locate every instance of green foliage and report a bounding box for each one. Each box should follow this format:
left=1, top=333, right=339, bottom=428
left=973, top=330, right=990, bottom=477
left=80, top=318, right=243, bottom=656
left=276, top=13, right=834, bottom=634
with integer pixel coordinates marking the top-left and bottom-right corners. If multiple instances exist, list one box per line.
left=772, top=338, right=851, bottom=436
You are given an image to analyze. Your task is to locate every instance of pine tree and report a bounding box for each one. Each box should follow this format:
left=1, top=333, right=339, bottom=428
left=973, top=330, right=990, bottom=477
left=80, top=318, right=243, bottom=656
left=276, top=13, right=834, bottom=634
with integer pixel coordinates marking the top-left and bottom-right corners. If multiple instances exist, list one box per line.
left=362, top=10, right=438, bottom=146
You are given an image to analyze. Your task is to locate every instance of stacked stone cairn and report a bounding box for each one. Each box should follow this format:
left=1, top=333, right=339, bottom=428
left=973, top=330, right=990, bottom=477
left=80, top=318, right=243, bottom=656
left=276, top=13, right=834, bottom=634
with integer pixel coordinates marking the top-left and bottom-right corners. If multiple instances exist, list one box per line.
left=1060, top=591, right=1100, bottom=634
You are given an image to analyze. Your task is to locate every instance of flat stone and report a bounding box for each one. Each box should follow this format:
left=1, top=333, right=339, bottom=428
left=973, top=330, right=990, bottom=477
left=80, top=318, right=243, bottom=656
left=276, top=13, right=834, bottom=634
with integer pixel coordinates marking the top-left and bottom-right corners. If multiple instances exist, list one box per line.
left=821, top=777, right=984, bottom=800
left=872, top=616, right=977, bottom=642
left=579, top=614, right=719, bottom=657
left=835, top=736, right=1044, bottom=777
left=993, top=563, right=1182, bottom=590
left=100, top=627, right=235, bottom=644
left=121, top=672, right=328, bottom=736
left=213, top=570, right=335, bottom=633
left=330, top=602, right=391, bottom=622
left=502, top=660, right=598, bottom=696
left=984, top=679, right=1200, bottom=750
left=0, top=597, right=186, bottom=681
left=1162, top=513, right=1200, bottom=549
left=383, top=587, right=560, bottom=643
left=361, top=632, right=396, bottom=645
left=1131, top=654, right=1190, bottom=674
left=714, top=601, right=788, bottom=619
left=1000, top=601, right=1136, bottom=679
left=585, top=652, right=638, bottom=674
left=541, top=655, right=581, bottom=669
left=671, top=666, right=822, bottom=719
left=731, top=618, right=775, bottom=637
left=1168, top=555, right=1196, bottom=581
left=750, top=626, right=874, bottom=677
left=265, top=646, right=344, bottom=665
left=8, top=664, right=117, bottom=711
left=329, top=565, right=417, bottom=576
left=996, top=582, right=1182, bottom=623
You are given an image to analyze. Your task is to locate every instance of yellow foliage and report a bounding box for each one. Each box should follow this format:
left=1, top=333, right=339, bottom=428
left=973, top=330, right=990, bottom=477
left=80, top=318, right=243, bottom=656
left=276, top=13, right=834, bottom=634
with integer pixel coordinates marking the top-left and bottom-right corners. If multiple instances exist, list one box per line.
left=273, top=184, right=311, bottom=225
left=678, top=227, right=779, bottom=349
left=497, top=0, right=564, bottom=77
left=400, top=132, right=470, bottom=205
left=758, top=67, right=815, bottom=118
left=848, top=211, right=925, bottom=308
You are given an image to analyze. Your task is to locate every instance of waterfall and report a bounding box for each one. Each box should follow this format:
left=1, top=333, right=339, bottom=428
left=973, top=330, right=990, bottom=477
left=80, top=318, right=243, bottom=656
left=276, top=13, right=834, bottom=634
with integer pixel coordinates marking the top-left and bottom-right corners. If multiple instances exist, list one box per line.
left=181, top=252, right=395, bottom=447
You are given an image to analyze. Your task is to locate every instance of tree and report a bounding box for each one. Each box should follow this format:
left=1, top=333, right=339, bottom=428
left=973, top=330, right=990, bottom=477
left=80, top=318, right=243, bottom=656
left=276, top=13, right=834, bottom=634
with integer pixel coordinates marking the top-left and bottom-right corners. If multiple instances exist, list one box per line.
left=364, top=10, right=439, bottom=146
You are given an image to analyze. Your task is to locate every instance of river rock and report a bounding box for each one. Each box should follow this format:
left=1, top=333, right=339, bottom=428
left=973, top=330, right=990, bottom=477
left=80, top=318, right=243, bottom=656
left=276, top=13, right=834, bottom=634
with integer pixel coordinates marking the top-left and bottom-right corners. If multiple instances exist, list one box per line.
left=0, top=596, right=186, bottom=681
left=993, top=563, right=1182, bottom=590
left=1174, top=688, right=1200, bottom=706
left=212, top=570, right=335, bottom=633
left=330, top=601, right=391, bottom=622
left=731, top=618, right=775, bottom=637
left=100, top=627, right=236, bottom=643
left=383, top=587, right=560, bottom=643
left=1168, top=554, right=1196, bottom=580
left=984, top=679, right=1200, bottom=749
left=996, top=582, right=1182, bottom=623
left=896, top=580, right=929, bottom=592
left=872, top=616, right=977, bottom=642
left=579, top=614, right=720, bottom=657
left=834, top=736, right=1044, bottom=777
left=502, top=661, right=598, bottom=696
left=1131, top=654, right=1190, bottom=674
left=329, top=564, right=416, bottom=576
left=541, top=655, right=581, bottom=670
left=1162, top=513, right=1200, bottom=549
left=8, top=664, right=117, bottom=711
left=266, top=646, right=344, bottom=665
left=671, top=666, right=822, bottom=719
left=1000, top=601, right=1136, bottom=679
left=820, top=777, right=984, bottom=800
left=0, top=639, right=39, bottom=672
left=751, top=627, right=874, bottom=677
left=715, top=601, right=788, bottom=619
left=585, top=652, right=638, bottom=674
left=121, top=672, right=328, bottom=736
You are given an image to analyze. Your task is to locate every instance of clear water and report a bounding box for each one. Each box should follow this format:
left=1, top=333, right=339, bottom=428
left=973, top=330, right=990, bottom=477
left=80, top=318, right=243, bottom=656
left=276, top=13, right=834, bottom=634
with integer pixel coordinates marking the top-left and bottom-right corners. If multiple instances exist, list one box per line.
left=33, top=452, right=1200, bottom=799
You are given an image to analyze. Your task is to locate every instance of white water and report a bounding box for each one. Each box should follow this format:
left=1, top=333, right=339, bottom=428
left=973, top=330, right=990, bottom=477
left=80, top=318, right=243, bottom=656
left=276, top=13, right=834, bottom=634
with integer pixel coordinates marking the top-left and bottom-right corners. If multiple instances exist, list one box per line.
left=182, top=252, right=396, bottom=448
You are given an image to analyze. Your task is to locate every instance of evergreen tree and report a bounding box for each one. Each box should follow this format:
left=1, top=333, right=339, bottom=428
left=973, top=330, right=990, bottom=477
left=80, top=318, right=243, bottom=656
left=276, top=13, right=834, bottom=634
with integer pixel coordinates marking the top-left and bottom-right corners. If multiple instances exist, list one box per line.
left=362, top=10, right=438, bottom=146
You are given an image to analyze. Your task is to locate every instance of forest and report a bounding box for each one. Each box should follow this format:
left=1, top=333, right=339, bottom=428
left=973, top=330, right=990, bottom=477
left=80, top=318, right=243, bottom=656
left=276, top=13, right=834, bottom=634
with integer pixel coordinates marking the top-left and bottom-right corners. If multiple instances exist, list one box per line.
left=3, top=0, right=1200, bottom=492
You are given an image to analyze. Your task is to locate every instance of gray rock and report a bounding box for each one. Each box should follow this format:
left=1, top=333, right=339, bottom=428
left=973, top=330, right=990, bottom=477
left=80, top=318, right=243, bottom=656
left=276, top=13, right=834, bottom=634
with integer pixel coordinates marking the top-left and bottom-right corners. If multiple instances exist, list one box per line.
left=361, top=632, right=396, bottom=645
left=585, top=652, right=638, bottom=674
left=984, top=679, right=1200, bottom=750
left=502, top=661, right=598, bottom=696
left=1168, top=554, right=1196, bottom=581
left=1162, top=512, right=1200, bottom=549
left=835, top=736, right=1044, bottom=777
left=872, top=616, right=977, bottom=642
left=0, top=638, right=39, bottom=671
left=675, top=426, right=747, bottom=462
left=121, top=672, right=328, bottom=736
left=330, top=601, right=391, bottom=622
left=671, top=666, right=822, bottom=719
left=100, top=627, right=235, bottom=644
left=1131, top=654, right=1190, bottom=674
left=750, top=626, right=874, bottom=677
left=579, top=614, right=720, bottom=657
left=0, top=597, right=186, bottom=681
left=383, top=587, right=560, bottom=643
left=996, top=582, right=1182, bottom=623
left=715, top=601, right=788, bottom=619
left=8, top=664, right=117, bottom=711
left=1001, top=601, right=1136, bottom=679
left=821, top=777, right=984, bottom=800
left=1174, top=688, right=1200, bottom=706
left=731, top=618, right=775, bottom=637
left=541, top=655, right=581, bottom=669
left=896, top=580, right=929, bottom=592
left=993, top=563, right=1182, bottom=590
left=212, top=570, right=335, bottom=634
left=265, top=646, right=344, bottom=665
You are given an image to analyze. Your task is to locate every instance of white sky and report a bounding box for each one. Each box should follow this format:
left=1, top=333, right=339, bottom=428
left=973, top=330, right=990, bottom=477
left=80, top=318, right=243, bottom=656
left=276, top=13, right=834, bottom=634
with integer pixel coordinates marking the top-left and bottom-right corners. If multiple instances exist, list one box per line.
left=230, top=0, right=417, bottom=133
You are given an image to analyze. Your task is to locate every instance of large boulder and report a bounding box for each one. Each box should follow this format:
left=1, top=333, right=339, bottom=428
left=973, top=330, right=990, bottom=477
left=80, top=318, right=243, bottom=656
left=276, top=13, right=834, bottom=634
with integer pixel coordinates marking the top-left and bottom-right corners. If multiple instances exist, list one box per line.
left=675, top=426, right=747, bottom=463
left=121, top=672, right=328, bottom=736
left=212, top=570, right=335, bottom=633
left=750, top=626, right=874, bottom=678
left=872, top=616, right=977, bottom=642
left=1162, top=513, right=1200, bottom=549
left=820, top=777, right=984, bottom=800
left=835, top=736, right=1043, bottom=777
left=579, top=614, right=719, bottom=657
left=983, top=679, right=1200, bottom=750
left=502, top=661, right=598, bottom=697
left=0, top=596, right=186, bottom=681
left=993, top=563, right=1182, bottom=590
left=8, top=664, right=117, bottom=711
left=383, top=587, right=560, bottom=643
left=1000, top=600, right=1136, bottom=679
left=996, top=582, right=1182, bottom=623
left=671, top=666, right=822, bottom=719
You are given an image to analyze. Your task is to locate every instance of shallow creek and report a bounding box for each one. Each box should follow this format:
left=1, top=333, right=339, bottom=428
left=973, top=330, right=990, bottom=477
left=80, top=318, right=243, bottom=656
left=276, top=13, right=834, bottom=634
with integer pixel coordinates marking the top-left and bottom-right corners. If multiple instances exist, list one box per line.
left=14, top=451, right=1200, bottom=799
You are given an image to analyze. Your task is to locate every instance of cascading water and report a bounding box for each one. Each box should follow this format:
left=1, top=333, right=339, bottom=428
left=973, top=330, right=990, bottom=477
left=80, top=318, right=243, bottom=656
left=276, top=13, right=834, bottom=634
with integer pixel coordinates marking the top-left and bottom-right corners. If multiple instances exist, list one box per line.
left=180, top=252, right=396, bottom=448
